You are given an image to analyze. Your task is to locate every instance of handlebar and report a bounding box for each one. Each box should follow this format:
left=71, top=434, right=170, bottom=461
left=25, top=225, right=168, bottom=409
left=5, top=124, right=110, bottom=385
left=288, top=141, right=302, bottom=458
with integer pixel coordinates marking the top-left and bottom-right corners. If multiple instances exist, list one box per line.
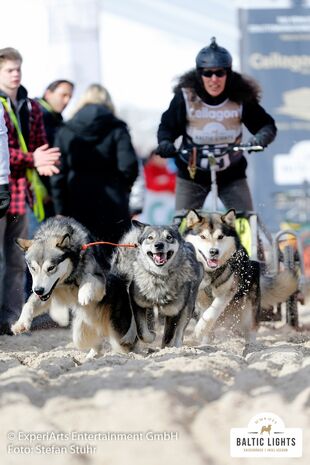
left=232, top=144, right=264, bottom=152
left=179, top=143, right=264, bottom=157
left=178, top=143, right=264, bottom=179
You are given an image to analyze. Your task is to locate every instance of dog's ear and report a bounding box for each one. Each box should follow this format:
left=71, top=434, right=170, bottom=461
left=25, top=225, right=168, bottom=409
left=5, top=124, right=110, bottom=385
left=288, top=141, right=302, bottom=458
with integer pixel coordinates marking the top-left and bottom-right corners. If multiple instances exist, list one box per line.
left=131, top=219, right=148, bottom=230
left=185, top=210, right=202, bottom=228
left=15, top=238, right=33, bottom=251
left=170, top=223, right=180, bottom=233
left=221, top=209, right=236, bottom=227
left=56, top=233, right=70, bottom=249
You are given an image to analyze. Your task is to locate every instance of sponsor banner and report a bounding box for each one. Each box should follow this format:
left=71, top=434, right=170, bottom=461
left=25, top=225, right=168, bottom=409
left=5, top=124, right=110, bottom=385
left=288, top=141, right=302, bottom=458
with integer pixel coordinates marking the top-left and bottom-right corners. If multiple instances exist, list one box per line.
left=238, top=3, right=310, bottom=230
left=230, top=412, right=302, bottom=458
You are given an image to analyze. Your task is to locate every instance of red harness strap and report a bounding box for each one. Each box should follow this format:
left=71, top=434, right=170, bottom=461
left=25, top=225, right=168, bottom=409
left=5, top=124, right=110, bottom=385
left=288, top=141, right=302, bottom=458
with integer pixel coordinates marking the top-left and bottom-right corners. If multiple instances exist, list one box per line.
left=81, top=241, right=138, bottom=251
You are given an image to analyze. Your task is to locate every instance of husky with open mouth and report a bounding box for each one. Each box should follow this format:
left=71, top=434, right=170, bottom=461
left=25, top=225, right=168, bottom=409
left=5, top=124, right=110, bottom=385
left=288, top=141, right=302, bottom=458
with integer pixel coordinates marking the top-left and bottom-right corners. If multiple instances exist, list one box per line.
left=113, top=221, right=203, bottom=348
left=11, top=216, right=136, bottom=355
left=184, top=209, right=298, bottom=344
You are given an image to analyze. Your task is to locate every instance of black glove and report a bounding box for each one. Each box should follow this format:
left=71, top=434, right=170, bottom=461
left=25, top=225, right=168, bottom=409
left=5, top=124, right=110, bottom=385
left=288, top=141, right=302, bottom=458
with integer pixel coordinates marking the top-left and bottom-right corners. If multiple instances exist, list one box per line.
left=155, top=140, right=176, bottom=158
left=247, top=124, right=276, bottom=151
left=0, top=184, right=11, bottom=219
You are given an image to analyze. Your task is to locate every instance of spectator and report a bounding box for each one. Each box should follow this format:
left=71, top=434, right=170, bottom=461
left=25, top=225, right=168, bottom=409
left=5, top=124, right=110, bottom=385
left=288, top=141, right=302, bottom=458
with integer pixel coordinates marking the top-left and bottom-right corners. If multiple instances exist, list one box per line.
left=35, top=79, right=74, bottom=217
left=36, top=79, right=74, bottom=147
left=50, top=83, right=138, bottom=254
left=0, top=47, right=60, bottom=335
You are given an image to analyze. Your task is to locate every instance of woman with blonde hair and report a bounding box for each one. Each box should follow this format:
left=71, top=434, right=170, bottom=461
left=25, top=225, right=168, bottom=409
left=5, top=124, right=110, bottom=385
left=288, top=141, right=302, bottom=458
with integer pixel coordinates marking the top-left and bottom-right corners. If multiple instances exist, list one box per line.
left=50, top=83, right=138, bottom=254
left=72, top=83, right=115, bottom=115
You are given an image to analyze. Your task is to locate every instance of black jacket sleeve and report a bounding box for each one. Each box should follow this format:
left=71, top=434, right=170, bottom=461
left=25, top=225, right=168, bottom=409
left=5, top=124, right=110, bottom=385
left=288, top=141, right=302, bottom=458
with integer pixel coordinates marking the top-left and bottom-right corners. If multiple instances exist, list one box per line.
left=242, top=101, right=277, bottom=147
left=157, top=91, right=187, bottom=143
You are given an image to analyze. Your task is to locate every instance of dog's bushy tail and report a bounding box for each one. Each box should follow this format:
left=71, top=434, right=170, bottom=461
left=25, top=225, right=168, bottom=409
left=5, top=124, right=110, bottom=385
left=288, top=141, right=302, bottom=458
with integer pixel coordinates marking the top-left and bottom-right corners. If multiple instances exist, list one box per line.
left=260, top=270, right=298, bottom=307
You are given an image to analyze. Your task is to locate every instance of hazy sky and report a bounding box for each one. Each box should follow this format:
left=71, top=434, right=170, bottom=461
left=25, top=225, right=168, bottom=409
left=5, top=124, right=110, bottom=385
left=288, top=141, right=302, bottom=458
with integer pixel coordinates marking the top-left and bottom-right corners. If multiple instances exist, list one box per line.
left=0, top=0, right=238, bottom=110
left=2, top=0, right=302, bottom=152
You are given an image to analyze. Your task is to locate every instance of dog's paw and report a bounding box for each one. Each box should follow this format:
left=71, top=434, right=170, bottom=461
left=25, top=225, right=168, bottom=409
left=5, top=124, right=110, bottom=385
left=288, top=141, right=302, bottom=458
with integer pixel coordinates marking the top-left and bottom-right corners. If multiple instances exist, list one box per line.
left=78, top=283, right=94, bottom=306
left=78, top=282, right=105, bottom=306
left=11, top=320, right=31, bottom=335
left=195, top=317, right=213, bottom=340
left=141, top=330, right=156, bottom=344
left=194, top=318, right=207, bottom=340
left=85, top=348, right=101, bottom=360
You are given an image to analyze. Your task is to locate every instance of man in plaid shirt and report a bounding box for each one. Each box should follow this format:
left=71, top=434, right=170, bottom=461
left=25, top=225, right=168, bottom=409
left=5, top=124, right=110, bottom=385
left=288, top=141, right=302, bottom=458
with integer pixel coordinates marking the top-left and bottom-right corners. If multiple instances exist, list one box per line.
left=0, top=48, right=60, bottom=335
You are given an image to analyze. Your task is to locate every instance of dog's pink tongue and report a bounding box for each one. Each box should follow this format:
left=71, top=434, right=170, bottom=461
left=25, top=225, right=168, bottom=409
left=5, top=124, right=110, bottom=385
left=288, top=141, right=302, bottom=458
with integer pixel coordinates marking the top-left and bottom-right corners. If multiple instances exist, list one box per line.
left=154, top=253, right=167, bottom=265
left=207, top=258, right=218, bottom=268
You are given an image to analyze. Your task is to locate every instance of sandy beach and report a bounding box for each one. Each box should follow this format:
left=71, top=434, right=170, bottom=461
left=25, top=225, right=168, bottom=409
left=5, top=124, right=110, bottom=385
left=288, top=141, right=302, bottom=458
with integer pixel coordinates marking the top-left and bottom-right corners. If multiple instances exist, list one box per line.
left=0, top=304, right=309, bottom=465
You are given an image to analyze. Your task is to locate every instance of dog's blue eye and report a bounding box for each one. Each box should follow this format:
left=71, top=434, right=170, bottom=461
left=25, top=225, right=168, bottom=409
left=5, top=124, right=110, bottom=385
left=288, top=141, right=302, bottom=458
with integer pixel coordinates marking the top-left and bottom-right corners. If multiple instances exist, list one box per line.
left=166, top=235, right=172, bottom=241
left=47, top=265, right=55, bottom=272
left=217, top=235, right=224, bottom=240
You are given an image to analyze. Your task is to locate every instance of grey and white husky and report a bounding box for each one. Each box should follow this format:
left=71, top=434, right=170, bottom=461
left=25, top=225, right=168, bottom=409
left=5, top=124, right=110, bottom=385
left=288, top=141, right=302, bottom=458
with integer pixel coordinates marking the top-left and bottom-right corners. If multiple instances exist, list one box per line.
left=184, top=209, right=298, bottom=343
left=11, top=217, right=135, bottom=355
left=112, top=221, right=203, bottom=348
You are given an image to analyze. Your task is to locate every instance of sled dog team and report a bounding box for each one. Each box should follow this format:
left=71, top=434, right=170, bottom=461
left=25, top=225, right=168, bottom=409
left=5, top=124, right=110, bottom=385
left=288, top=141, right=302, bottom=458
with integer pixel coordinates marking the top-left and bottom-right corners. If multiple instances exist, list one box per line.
left=12, top=213, right=298, bottom=357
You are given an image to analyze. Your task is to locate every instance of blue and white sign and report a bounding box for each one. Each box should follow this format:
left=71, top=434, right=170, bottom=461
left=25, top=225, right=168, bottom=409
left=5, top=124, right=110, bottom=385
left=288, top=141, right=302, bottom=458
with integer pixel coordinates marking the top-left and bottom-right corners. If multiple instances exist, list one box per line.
left=239, top=3, right=310, bottom=229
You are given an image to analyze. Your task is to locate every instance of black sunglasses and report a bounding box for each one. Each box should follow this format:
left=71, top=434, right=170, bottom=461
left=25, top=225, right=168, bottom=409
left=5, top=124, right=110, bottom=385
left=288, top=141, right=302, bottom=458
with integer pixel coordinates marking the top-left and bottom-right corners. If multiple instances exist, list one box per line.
left=201, top=69, right=227, bottom=78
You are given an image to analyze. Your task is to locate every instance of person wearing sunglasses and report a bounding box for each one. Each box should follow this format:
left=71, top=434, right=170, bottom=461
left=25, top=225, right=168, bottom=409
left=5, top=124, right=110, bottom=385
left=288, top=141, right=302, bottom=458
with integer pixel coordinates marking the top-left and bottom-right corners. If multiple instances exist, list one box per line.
left=155, top=37, right=277, bottom=214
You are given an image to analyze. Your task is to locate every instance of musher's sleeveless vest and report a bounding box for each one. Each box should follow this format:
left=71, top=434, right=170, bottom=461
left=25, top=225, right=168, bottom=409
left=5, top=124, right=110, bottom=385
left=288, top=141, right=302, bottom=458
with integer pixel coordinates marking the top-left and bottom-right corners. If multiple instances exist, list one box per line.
left=181, top=88, right=243, bottom=171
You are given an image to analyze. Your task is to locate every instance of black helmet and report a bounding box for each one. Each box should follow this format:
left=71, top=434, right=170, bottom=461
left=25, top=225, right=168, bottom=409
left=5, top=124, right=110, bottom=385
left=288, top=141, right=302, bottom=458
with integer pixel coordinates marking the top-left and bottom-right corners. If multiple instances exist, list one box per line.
left=196, top=37, right=232, bottom=69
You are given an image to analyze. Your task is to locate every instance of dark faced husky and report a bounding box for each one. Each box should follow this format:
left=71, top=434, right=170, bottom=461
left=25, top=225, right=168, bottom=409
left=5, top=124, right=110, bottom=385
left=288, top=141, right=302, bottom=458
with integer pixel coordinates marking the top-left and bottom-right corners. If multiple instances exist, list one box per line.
left=11, top=217, right=136, bottom=356
left=112, top=221, right=203, bottom=348
left=184, top=209, right=298, bottom=343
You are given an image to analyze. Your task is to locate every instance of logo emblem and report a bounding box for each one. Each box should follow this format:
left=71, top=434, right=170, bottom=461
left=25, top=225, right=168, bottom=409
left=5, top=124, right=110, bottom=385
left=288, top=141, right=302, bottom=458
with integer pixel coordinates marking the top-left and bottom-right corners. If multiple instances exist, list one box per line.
left=230, top=412, right=302, bottom=458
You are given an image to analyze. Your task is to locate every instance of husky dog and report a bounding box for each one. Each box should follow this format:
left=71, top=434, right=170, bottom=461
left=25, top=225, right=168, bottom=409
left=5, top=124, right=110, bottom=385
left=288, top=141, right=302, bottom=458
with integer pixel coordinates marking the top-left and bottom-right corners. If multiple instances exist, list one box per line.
left=11, top=217, right=135, bottom=355
left=112, top=221, right=203, bottom=348
left=184, top=209, right=298, bottom=343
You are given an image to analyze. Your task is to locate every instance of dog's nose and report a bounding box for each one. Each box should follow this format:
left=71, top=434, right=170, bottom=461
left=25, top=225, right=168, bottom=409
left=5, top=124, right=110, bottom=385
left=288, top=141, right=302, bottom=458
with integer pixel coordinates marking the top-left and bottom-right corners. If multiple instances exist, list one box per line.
left=209, top=248, right=219, bottom=257
left=154, top=242, right=164, bottom=251
left=34, top=287, right=45, bottom=296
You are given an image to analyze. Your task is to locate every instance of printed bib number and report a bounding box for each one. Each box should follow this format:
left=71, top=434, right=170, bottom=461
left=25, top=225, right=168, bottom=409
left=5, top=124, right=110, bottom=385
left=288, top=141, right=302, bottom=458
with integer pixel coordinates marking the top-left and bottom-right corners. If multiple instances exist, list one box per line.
left=199, top=153, right=231, bottom=171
